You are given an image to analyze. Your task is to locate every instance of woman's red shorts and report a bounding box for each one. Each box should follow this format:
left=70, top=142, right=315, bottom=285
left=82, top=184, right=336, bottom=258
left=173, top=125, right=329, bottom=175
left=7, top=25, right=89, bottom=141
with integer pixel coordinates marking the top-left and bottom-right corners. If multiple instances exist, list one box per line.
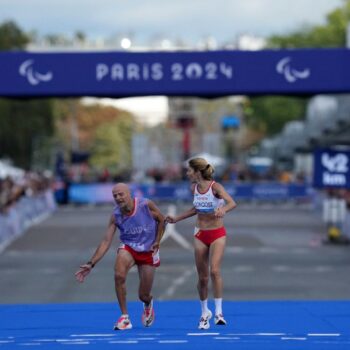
left=194, top=226, right=226, bottom=246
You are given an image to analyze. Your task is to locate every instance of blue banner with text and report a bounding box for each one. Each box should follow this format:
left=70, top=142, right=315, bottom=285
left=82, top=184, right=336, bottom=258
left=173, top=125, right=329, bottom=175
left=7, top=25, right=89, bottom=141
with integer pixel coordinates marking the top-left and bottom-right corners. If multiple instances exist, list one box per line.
left=1, top=49, right=350, bottom=97
left=67, top=182, right=312, bottom=204
left=313, top=148, right=350, bottom=189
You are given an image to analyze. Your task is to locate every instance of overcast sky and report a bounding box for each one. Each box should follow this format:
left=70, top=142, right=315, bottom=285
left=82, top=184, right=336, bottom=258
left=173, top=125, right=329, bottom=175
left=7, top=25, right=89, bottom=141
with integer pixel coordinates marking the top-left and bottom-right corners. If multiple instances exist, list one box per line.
left=1, top=0, right=344, bottom=45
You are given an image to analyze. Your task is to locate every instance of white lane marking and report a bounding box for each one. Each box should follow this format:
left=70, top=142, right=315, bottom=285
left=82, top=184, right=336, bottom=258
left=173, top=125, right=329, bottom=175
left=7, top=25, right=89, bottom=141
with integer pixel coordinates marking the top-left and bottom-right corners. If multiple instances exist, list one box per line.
left=214, top=337, right=240, bottom=340
left=70, top=334, right=115, bottom=337
left=163, top=205, right=192, bottom=250
left=56, top=339, right=90, bottom=343
left=227, top=333, right=286, bottom=336
left=159, top=340, right=188, bottom=343
left=308, top=333, right=340, bottom=337
left=65, top=338, right=117, bottom=342
left=187, top=333, right=220, bottom=336
left=159, top=267, right=196, bottom=299
left=109, top=340, right=138, bottom=344
left=281, top=337, right=307, bottom=340
left=34, top=339, right=67, bottom=342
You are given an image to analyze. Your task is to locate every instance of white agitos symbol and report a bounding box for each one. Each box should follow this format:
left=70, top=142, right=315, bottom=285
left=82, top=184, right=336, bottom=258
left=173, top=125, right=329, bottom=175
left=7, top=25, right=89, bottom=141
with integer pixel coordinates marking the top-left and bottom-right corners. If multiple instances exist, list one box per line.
left=276, top=57, right=310, bottom=83
left=19, top=59, right=53, bottom=85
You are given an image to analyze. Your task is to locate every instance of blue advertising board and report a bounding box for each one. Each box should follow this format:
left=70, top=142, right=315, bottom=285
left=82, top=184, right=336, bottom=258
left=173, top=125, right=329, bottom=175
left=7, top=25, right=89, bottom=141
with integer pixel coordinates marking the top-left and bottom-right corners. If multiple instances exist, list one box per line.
left=67, top=182, right=311, bottom=204
left=1, top=48, right=350, bottom=97
left=313, top=148, right=350, bottom=189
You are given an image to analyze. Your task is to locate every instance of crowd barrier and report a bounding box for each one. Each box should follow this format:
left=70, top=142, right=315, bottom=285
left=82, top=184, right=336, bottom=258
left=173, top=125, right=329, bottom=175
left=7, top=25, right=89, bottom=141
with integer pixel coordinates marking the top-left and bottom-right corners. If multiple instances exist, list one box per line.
left=64, top=182, right=314, bottom=204
left=0, top=190, right=56, bottom=253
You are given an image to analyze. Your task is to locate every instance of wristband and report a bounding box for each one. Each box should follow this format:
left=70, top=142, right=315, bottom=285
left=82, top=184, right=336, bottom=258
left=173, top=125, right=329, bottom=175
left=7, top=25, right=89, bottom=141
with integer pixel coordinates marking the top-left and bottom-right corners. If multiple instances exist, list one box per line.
left=87, top=261, right=95, bottom=268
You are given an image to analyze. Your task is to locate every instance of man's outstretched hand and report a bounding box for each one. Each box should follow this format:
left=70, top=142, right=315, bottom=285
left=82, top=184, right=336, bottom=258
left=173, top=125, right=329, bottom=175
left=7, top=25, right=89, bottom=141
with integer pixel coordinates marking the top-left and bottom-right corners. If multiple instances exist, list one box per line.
left=75, top=263, right=93, bottom=283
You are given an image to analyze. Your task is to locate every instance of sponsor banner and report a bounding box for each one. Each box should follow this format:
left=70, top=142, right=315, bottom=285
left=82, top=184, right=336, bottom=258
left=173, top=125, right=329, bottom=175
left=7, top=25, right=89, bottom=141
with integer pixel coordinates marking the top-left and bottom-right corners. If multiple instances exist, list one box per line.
left=313, top=148, right=350, bottom=189
left=1, top=49, right=350, bottom=97
left=67, top=182, right=311, bottom=204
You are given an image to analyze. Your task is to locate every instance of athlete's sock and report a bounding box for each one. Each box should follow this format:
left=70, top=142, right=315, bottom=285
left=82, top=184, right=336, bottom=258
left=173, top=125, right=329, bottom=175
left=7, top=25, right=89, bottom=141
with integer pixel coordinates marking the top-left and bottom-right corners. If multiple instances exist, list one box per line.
left=214, top=298, right=223, bottom=315
left=200, top=299, right=210, bottom=316
left=144, top=299, right=153, bottom=308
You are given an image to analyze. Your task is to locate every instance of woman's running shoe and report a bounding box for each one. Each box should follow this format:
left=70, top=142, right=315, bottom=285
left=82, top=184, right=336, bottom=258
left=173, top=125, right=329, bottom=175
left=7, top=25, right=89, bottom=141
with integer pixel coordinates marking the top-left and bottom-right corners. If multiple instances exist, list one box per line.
left=198, top=310, right=212, bottom=329
left=214, top=314, right=227, bottom=325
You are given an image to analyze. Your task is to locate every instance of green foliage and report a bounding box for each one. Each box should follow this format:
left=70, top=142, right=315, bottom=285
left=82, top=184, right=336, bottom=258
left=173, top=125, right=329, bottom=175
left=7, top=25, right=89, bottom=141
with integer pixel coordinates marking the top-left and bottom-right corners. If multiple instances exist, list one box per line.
left=0, top=20, right=55, bottom=170
left=0, top=20, right=29, bottom=50
left=0, top=98, right=55, bottom=168
left=267, top=1, right=350, bottom=48
left=248, top=1, right=350, bottom=137
left=245, top=97, right=307, bottom=136
left=90, top=116, right=134, bottom=172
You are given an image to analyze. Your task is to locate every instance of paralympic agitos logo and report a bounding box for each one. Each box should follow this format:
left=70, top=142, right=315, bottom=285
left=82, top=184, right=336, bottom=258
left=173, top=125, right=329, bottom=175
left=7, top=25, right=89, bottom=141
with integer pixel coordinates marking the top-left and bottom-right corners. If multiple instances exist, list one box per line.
left=276, top=57, right=310, bottom=83
left=19, top=59, right=53, bottom=86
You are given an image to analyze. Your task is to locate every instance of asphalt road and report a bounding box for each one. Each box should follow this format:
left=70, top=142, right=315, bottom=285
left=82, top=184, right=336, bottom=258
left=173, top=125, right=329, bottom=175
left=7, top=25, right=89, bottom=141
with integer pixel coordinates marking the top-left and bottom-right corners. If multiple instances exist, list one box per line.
left=1, top=202, right=350, bottom=304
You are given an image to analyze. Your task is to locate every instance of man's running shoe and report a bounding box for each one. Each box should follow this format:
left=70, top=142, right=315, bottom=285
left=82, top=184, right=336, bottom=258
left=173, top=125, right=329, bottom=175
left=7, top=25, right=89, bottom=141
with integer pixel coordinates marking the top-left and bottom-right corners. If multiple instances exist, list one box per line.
left=142, top=299, right=155, bottom=327
left=214, top=314, right=227, bottom=325
left=113, top=315, right=132, bottom=330
left=198, top=310, right=212, bottom=330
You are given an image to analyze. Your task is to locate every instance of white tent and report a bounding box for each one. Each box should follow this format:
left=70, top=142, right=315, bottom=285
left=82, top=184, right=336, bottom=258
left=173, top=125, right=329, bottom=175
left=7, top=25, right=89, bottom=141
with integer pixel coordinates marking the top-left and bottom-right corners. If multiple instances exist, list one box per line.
left=0, top=160, right=25, bottom=179
left=247, top=157, right=273, bottom=167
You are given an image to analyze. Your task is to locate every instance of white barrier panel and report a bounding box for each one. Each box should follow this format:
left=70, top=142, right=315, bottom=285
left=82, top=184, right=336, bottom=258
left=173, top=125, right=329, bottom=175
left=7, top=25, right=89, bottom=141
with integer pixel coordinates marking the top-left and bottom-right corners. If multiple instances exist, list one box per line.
left=323, top=198, right=346, bottom=224
left=0, top=190, right=56, bottom=253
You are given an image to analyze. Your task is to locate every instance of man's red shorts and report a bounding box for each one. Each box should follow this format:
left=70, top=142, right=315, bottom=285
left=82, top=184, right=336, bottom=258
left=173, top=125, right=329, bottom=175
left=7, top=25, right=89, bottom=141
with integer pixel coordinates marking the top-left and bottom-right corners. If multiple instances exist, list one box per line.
left=194, top=226, right=226, bottom=246
left=118, top=244, right=160, bottom=267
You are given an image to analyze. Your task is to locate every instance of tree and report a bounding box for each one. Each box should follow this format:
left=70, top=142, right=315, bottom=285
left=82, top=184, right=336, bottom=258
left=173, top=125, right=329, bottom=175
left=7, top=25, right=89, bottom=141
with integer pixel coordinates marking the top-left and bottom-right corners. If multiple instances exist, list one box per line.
left=247, top=1, right=350, bottom=137
left=245, top=96, right=307, bottom=136
left=74, top=31, right=86, bottom=43
left=267, top=1, right=350, bottom=48
left=90, top=117, right=134, bottom=173
left=0, top=20, right=54, bottom=169
left=53, top=100, right=136, bottom=174
left=0, top=20, right=29, bottom=50
left=0, top=98, right=55, bottom=169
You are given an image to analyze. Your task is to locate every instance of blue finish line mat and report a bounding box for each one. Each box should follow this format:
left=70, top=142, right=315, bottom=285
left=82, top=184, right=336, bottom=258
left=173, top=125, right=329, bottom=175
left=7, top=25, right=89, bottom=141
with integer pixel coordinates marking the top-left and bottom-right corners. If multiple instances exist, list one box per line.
left=1, top=301, right=350, bottom=349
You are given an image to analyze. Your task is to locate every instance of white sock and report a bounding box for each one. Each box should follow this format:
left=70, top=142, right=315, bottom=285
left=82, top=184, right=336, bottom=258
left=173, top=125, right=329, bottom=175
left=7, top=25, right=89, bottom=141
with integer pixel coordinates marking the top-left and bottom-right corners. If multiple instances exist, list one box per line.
left=214, top=298, right=222, bottom=315
left=200, top=299, right=210, bottom=316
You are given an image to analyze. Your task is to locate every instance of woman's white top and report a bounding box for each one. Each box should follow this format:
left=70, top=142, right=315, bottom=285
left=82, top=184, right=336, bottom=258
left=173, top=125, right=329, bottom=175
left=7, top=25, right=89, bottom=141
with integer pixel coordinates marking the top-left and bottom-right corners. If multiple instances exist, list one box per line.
left=193, top=181, right=224, bottom=214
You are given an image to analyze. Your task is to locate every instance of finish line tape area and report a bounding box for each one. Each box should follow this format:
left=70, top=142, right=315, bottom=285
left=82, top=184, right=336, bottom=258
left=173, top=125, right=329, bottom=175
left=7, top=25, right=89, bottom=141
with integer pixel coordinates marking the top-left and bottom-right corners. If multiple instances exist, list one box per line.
left=1, top=301, right=350, bottom=349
